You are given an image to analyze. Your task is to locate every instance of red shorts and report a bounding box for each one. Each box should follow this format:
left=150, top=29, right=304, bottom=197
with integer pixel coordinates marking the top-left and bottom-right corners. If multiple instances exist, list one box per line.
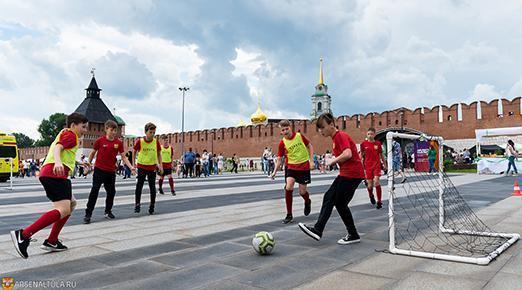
left=364, top=164, right=381, bottom=180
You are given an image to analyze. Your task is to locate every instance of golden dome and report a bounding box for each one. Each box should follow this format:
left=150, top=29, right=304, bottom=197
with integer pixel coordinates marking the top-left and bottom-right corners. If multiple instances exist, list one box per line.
left=250, top=104, right=268, bottom=124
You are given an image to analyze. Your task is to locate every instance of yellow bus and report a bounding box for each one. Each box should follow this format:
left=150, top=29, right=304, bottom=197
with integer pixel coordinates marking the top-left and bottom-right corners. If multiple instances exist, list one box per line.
left=0, top=132, right=19, bottom=182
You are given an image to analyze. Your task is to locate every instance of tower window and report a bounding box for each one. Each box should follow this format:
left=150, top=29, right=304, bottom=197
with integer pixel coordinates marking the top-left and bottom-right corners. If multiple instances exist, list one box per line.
left=447, top=115, right=452, bottom=121
left=395, top=120, right=399, bottom=125
left=378, top=121, right=382, bottom=126
left=317, top=102, right=322, bottom=111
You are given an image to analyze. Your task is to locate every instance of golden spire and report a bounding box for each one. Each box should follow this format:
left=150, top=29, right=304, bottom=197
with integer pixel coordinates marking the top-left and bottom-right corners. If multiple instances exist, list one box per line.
left=319, top=57, right=324, bottom=85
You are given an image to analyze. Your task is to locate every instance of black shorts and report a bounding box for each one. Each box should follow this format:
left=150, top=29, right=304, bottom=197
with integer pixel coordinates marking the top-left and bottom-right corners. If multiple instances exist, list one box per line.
left=160, top=168, right=173, bottom=176
left=39, top=177, right=72, bottom=202
left=285, top=169, right=311, bottom=185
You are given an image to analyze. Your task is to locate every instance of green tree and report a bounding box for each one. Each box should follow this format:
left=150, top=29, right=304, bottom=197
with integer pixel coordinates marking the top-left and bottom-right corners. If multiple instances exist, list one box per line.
left=12, top=133, right=35, bottom=148
left=36, top=113, right=66, bottom=146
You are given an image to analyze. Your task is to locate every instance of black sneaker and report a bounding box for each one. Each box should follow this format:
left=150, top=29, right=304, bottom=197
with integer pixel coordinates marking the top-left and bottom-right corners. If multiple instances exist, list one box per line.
left=304, top=200, right=311, bottom=216
left=337, top=233, right=361, bottom=245
left=401, top=178, right=407, bottom=184
left=159, top=188, right=164, bottom=195
left=149, top=207, right=155, bottom=215
left=282, top=214, right=293, bottom=224
left=298, top=223, right=321, bottom=241
left=83, top=215, right=91, bottom=224
left=134, top=204, right=141, bottom=213
left=10, top=229, right=30, bottom=259
left=376, top=202, right=382, bottom=209
left=105, top=212, right=115, bottom=219
left=171, top=190, right=176, bottom=196
left=41, top=239, right=68, bottom=252
left=369, top=195, right=376, bottom=205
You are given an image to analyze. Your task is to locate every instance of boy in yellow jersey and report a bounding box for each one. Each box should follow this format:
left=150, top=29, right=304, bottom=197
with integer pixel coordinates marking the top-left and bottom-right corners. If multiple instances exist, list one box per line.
left=10, top=113, right=89, bottom=258
left=158, top=135, right=176, bottom=195
left=133, top=123, right=163, bottom=215
left=270, top=120, right=314, bottom=224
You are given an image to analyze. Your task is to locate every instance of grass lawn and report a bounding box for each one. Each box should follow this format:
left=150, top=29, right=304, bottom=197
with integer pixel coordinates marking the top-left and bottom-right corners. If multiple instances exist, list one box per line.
left=445, top=168, right=477, bottom=173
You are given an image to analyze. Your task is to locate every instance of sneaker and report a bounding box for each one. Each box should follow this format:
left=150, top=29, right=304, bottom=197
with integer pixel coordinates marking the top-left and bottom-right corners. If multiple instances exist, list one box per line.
left=337, top=233, right=361, bottom=245
left=376, top=202, right=382, bottom=209
left=298, top=223, right=321, bottom=241
left=159, top=188, right=164, bottom=195
left=41, top=239, right=68, bottom=252
left=304, top=200, right=311, bottom=216
left=83, top=215, right=91, bottom=224
left=105, top=212, right=115, bottom=219
left=369, top=195, right=376, bottom=205
left=171, top=190, right=176, bottom=196
left=401, top=178, right=407, bottom=184
left=282, top=214, right=293, bottom=224
left=149, top=206, right=155, bottom=215
left=134, top=204, right=141, bottom=213
left=10, top=229, right=30, bottom=259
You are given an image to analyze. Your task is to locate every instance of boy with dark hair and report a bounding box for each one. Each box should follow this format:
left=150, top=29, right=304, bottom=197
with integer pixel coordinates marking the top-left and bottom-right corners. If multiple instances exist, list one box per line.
left=360, top=127, right=386, bottom=209
left=133, top=122, right=163, bottom=215
left=299, top=113, right=364, bottom=245
left=158, top=135, right=175, bottom=195
left=83, top=120, right=135, bottom=224
left=10, top=113, right=89, bottom=258
left=270, top=119, right=314, bottom=224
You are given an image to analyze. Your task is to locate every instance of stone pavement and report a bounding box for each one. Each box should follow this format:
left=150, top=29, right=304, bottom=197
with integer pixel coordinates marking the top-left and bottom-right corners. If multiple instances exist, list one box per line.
left=0, top=172, right=521, bottom=289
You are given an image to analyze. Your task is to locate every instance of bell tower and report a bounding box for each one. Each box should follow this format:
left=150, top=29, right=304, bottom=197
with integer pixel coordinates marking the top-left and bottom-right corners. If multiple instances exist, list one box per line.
left=311, top=58, right=332, bottom=119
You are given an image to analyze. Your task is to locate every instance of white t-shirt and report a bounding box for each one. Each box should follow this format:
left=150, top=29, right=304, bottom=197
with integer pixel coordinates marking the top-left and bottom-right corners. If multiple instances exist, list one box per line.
left=506, top=145, right=516, bottom=157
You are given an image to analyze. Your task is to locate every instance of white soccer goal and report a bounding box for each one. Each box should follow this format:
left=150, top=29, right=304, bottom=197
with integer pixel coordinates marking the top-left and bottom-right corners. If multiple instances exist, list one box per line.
left=386, top=132, right=519, bottom=265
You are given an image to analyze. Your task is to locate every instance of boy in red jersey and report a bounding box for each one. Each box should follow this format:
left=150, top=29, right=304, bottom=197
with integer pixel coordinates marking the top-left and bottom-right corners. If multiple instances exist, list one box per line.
left=270, top=119, right=314, bottom=224
left=360, top=128, right=387, bottom=209
left=299, top=113, right=364, bottom=244
left=133, top=123, right=163, bottom=215
left=10, top=113, right=89, bottom=258
left=158, top=135, right=176, bottom=195
left=83, top=120, right=135, bottom=224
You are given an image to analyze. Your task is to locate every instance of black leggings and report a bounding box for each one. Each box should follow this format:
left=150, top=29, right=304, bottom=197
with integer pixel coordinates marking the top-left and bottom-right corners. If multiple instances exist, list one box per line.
left=86, top=168, right=116, bottom=215
left=314, top=176, right=362, bottom=235
left=135, top=168, right=156, bottom=207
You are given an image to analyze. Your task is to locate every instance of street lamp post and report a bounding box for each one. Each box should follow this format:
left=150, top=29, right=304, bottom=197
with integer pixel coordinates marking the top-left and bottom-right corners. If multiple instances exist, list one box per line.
left=179, top=87, right=189, bottom=159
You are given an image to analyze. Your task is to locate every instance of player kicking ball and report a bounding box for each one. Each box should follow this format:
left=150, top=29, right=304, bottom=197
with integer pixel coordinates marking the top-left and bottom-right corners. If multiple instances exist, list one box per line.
left=299, top=113, right=364, bottom=245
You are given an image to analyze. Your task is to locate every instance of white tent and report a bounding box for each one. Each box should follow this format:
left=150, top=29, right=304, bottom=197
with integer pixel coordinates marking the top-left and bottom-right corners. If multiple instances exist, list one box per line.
left=476, top=126, right=522, bottom=174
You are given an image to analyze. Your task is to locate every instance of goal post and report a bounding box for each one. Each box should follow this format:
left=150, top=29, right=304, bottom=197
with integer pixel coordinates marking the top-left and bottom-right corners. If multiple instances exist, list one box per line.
left=386, top=131, right=519, bottom=265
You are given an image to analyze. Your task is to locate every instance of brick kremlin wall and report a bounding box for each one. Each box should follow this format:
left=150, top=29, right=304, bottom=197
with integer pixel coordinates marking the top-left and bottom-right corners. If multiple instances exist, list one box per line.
left=20, top=97, right=522, bottom=160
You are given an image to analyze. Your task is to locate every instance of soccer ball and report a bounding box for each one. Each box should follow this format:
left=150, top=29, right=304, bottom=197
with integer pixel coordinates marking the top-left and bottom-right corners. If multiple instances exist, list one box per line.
left=252, top=231, right=275, bottom=255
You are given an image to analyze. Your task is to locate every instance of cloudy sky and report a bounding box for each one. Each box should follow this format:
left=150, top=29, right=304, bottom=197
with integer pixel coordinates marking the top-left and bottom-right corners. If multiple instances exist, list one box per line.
left=1, top=0, right=522, bottom=139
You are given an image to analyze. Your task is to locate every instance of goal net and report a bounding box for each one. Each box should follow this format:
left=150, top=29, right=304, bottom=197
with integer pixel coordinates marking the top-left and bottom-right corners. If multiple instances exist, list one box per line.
left=386, top=132, right=519, bottom=265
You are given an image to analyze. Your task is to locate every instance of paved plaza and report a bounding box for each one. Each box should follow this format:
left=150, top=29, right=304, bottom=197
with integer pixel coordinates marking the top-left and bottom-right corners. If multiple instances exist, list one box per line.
left=0, top=172, right=521, bottom=289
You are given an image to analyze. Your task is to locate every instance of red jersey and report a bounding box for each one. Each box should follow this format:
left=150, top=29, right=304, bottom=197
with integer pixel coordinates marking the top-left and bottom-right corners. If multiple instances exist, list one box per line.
left=40, top=130, right=78, bottom=179
left=133, top=138, right=162, bottom=171
left=278, top=132, right=311, bottom=171
left=162, top=146, right=174, bottom=169
left=360, top=140, right=382, bottom=169
left=93, top=136, right=124, bottom=173
left=333, top=131, right=365, bottom=179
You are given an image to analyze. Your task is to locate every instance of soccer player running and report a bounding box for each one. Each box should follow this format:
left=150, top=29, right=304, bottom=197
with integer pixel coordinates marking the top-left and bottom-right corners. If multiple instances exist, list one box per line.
left=84, top=120, right=135, bottom=224
left=299, top=113, right=364, bottom=245
left=360, top=128, right=387, bottom=209
left=158, top=135, right=176, bottom=195
left=10, top=113, right=89, bottom=258
left=133, top=122, right=163, bottom=215
left=270, top=120, right=314, bottom=224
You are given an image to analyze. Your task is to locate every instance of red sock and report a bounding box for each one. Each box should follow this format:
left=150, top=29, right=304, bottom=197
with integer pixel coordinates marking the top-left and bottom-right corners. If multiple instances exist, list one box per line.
left=168, top=178, right=174, bottom=192
left=158, top=177, right=164, bottom=190
left=48, top=215, right=70, bottom=243
left=301, top=191, right=310, bottom=202
left=22, top=209, right=61, bottom=238
left=376, top=185, right=382, bottom=203
left=285, top=190, right=293, bottom=214
left=367, top=187, right=373, bottom=197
